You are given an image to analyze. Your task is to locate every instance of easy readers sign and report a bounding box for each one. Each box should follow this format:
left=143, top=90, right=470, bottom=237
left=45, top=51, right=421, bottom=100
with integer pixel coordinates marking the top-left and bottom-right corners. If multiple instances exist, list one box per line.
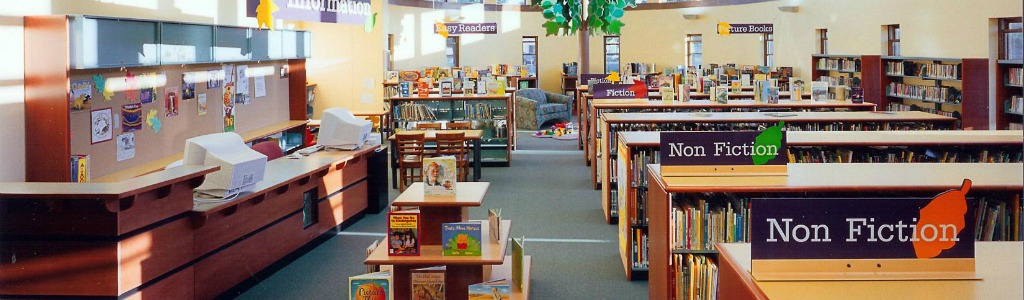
left=433, top=23, right=498, bottom=35
left=659, top=125, right=787, bottom=166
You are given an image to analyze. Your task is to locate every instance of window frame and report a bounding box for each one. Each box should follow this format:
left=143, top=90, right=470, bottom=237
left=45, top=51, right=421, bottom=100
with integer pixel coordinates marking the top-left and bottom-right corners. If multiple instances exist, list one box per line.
left=445, top=36, right=460, bottom=68
left=686, top=34, right=702, bottom=68
left=604, top=36, right=620, bottom=74
left=522, top=36, right=539, bottom=79
left=763, top=33, right=774, bottom=67
left=887, top=24, right=901, bottom=56
left=999, top=17, right=1023, bottom=60
left=818, top=29, right=828, bottom=55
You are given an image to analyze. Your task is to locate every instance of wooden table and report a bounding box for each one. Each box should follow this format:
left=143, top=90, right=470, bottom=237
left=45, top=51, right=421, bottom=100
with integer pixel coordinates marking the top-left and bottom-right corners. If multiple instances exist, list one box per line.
left=716, top=242, right=1023, bottom=300
left=391, top=182, right=488, bottom=244
left=389, top=130, right=484, bottom=188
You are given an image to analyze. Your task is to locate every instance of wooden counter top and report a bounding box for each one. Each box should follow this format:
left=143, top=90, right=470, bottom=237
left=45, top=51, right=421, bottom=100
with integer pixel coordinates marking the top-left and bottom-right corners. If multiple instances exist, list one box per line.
left=717, top=242, right=1023, bottom=300
left=391, top=182, right=489, bottom=207
left=617, top=130, right=1023, bottom=148
left=365, top=219, right=511, bottom=265
left=602, top=111, right=955, bottom=123
left=0, top=165, right=217, bottom=199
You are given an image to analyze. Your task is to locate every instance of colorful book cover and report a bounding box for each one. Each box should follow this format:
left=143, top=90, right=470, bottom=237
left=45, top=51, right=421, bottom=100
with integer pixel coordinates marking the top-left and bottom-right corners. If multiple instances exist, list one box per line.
left=399, top=81, right=412, bottom=97
left=659, top=86, right=675, bottom=103
left=349, top=271, right=392, bottom=300
left=385, top=71, right=400, bottom=82
left=411, top=266, right=445, bottom=300
left=488, top=209, right=502, bottom=244
left=768, top=87, right=780, bottom=104
left=486, top=79, right=506, bottom=96
left=468, top=279, right=510, bottom=300
left=777, top=67, right=794, bottom=78
left=181, top=74, right=196, bottom=100
left=656, top=76, right=674, bottom=88
left=423, top=156, right=457, bottom=196
left=811, top=81, right=829, bottom=101
left=70, top=80, right=92, bottom=111
left=713, top=86, right=728, bottom=104
left=442, top=222, right=482, bottom=256
left=439, top=78, right=453, bottom=97
left=70, top=156, right=79, bottom=182
left=388, top=210, right=420, bottom=256
left=512, top=235, right=525, bottom=290
left=399, top=70, right=421, bottom=82
left=416, top=81, right=430, bottom=98
left=140, top=88, right=154, bottom=104
left=437, top=68, right=451, bottom=79
left=476, top=78, right=487, bottom=95
left=453, top=77, right=464, bottom=92
left=76, top=155, right=89, bottom=183
left=678, top=84, right=690, bottom=102
left=730, top=81, right=742, bottom=94
left=121, top=103, right=143, bottom=132
left=165, top=87, right=180, bottom=117
left=741, top=74, right=751, bottom=87
left=463, top=78, right=476, bottom=95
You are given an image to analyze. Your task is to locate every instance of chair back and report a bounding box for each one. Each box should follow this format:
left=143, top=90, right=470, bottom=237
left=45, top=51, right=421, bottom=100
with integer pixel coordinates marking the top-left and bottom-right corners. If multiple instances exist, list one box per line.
left=395, top=132, right=426, bottom=165
left=251, top=141, right=284, bottom=160
left=446, top=122, right=471, bottom=130
left=415, top=123, right=442, bottom=130
left=435, top=132, right=467, bottom=158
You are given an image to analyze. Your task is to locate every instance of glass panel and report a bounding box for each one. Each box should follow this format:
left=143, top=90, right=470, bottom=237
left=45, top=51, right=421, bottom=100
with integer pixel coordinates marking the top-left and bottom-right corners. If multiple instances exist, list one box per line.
left=692, top=54, right=702, bottom=68
left=894, top=27, right=900, bottom=39
left=215, top=26, right=251, bottom=61
left=1008, top=32, right=1023, bottom=60
left=250, top=29, right=270, bottom=60
left=267, top=30, right=283, bottom=59
left=695, top=42, right=702, bottom=53
left=893, top=42, right=901, bottom=56
left=607, top=44, right=619, bottom=54
left=92, top=18, right=160, bottom=67
left=1009, top=22, right=1022, bottom=30
left=283, top=30, right=297, bottom=58
left=161, top=23, right=213, bottom=64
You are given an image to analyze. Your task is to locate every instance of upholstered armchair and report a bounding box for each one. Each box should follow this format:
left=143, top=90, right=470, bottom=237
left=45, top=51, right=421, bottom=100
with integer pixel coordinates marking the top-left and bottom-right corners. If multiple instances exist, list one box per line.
left=514, top=88, right=574, bottom=130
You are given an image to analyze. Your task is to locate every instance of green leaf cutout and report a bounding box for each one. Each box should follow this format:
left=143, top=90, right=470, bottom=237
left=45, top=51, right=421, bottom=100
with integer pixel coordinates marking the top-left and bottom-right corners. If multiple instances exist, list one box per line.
left=752, top=121, right=785, bottom=165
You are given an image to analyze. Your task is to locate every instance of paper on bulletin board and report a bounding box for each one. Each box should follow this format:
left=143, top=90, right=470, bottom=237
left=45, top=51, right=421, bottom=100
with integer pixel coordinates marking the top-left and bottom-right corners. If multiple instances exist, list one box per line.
left=235, top=65, right=251, bottom=105
left=116, top=132, right=136, bottom=161
left=254, top=75, right=266, bottom=98
left=198, top=93, right=208, bottom=115
left=223, top=65, right=235, bottom=85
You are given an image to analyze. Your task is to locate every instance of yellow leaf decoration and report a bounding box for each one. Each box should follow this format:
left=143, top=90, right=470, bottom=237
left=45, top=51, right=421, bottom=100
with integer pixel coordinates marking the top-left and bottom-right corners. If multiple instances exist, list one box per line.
left=256, top=0, right=279, bottom=30
left=717, top=21, right=732, bottom=36
left=436, top=21, right=449, bottom=38
left=606, top=71, right=620, bottom=83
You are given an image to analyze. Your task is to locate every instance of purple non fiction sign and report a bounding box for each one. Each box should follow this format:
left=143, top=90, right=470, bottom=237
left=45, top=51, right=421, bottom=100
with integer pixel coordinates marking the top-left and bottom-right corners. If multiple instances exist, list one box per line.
left=591, top=83, right=638, bottom=99
left=247, top=0, right=372, bottom=26
left=433, top=23, right=498, bottom=35
left=750, top=197, right=976, bottom=260
left=580, top=73, right=612, bottom=84
left=659, top=131, right=787, bottom=166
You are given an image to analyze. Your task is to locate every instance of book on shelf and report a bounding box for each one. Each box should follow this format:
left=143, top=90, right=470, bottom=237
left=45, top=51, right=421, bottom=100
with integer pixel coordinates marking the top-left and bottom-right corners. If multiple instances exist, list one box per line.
left=388, top=210, right=420, bottom=256
left=886, top=82, right=962, bottom=103
left=511, top=235, right=525, bottom=291
left=423, top=157, right=457, bottom=196
left=486, top=78, right=506, bottom=96
left=437, top=68, right=451, bottom=79
left=729, top=81, right=742, bottom=94
left=488, top=208, right=502, bottom=244
left=1007, top=95, right=1023, bottom=114
left=713, top=86, right=728, bottom=104
left=767, top=86, right=780, bottom=104
left=468, top=279, right=511, bottom=300
left=453, top=77, right=464, bottom=92
left=385, top=71, right=399, bottom=82
left=399, top=70, right=421, bottom=82
left=810, top=81, right=829, bottom=101
left=476, top=78, right=487, bottom=95
left=411, top=266, right=445, bottom=300
left=399, top=82, right=411, bottom=97
left=776, top=66, right=793, bottom=78
left=349, top=271, right=392, bottom=300
left=423, top=67, right=438, bottom=79
left=660, top=86, right=675, bottom=102
left=439, top=78, right=453, bottom=97
left=678, top=84, right=690, bottom=102
left=673, top=253, right=718, bottom=300
left=366, top=240, right=381, bottom=273
left=741, top=74, right=751, bottom=87
left=442, top=221, right=483, bottom=256
left=71, top=154, right=90, bottom=183
left=416, top=81, right=429, bottom=97
left=1008, top=67, right=1023, bottom=86
left=634, top=228, right=648, bottom=269
left=671, top=195, right=749, bottom=251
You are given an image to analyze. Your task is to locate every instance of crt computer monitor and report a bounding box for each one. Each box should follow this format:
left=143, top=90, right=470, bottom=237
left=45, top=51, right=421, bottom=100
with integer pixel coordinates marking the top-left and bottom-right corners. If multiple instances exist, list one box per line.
left=318, top=107, right=372, bottom=150
left=183, top=132, right=267, bottom=198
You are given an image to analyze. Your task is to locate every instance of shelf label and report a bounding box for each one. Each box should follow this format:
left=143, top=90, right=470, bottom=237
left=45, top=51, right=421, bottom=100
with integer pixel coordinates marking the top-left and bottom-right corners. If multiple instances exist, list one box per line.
left=659, top=123, right=787, bottom=166
left=717, top=22, right=774, bottom=35
left=592, top=83, right=643, bottom=99
left=748, top=180, right=977, bottom=281
left=433, top=23, right=498, bottom=35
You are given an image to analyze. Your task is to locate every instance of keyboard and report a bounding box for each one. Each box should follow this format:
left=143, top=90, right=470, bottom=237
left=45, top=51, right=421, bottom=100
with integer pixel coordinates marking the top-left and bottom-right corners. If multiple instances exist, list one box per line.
left=297, top=144, right=325, bottom=155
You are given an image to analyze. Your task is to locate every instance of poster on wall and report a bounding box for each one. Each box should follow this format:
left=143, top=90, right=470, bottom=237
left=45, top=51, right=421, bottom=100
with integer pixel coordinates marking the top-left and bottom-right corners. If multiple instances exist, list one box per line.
left=165, top=87, right=180, bottom=117
left=198, top=93, right=208, bottom=115
left=208, top=69, right=222, bottom=88
left=116, top=132, right=136, bottom=161
left=235, top=65, right=251, bottom=105
left=223, top=82, right=236, bottom=132
left=90, top=108, right=113, bottom=144
left=254, top=75, right=267, bottom=98
left=182, top=74, right=197, bottom=100
left=70, top=80, right=93, bottom=111
left=121, top=103, right=143, bottom=132
left=223, top=65, right=235, bottom=85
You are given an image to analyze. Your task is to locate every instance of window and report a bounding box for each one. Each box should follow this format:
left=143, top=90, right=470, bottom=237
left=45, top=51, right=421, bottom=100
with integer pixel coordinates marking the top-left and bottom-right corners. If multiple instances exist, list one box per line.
left=886, top=24, right=900, bottom=56
left=818, top=29, right=828, bottom=55
left=445, top=36, right=459, bottom=68
left=522, top=36, right=538, bottom=78
left=604, top=36, right=620, bottom=74
left=763, top=33, right=774, bottom=67
left=387, top=34, right=395, bottom=71
left=687, top=34, right=702, bottom=68
left=1000, top=18, right=1023, bottom=60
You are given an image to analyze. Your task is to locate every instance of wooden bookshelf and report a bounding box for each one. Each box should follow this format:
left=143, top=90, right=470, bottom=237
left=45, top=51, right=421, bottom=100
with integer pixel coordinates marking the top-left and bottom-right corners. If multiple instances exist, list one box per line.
left=646, top=163, right=1024, bottom=300
left=595, top=110, right=957, bottom=221
left=997, top=60, right=1023, bottom=129
left=880, top=56, right=990, bottom=129
left=811, top=54, right=868, bottom=101
left=717, top=242, right=1022, bottom=300
left=389, top=94, right=513, bottom=167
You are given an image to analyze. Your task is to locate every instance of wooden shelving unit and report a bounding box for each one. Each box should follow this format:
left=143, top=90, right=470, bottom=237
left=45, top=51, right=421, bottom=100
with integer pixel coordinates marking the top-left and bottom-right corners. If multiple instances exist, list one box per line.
left=645, top=163, right=1024, bottom=300
left=811, top=54, right=865, bottom=100
left=389, top=94, right=514, bottom=167
left=879, top=56, right=990, bottom=129
left=997, top=59, right=1023, bottom=129
left=365, top=182, right=532, bottom=300
left=597, top=111, right=957, bottom=224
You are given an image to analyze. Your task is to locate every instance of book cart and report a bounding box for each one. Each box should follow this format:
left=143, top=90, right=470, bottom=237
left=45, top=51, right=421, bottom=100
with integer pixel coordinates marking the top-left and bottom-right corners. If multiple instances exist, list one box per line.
left=586, top=99, right=876, bottom=186
left=598, top=111, right=958, bottom=223
left=364, top=182, right=532, bottom=300
left=645, top=163, right=1023, bottom=300
left=612, top=130, right=1023, bottom=281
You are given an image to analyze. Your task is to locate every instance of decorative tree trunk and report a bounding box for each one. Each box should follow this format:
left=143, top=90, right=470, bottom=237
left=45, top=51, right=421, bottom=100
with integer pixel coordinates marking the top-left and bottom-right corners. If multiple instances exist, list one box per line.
left=579, top=27, right=590, bottom=74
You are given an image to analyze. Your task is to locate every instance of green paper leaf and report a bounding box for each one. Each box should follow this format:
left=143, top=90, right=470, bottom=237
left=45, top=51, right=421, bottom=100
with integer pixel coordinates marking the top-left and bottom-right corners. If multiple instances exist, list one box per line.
left=752, top=121, right=785, bottom=165
left=543, top=9, right=555, bottom=19
left=543, top=21, right=562, bottom=36
left=608, top=19, right=624, bottom=35
left=363, top=12, right=376, bottom=33
left=611, top=8, right=623, bottom=18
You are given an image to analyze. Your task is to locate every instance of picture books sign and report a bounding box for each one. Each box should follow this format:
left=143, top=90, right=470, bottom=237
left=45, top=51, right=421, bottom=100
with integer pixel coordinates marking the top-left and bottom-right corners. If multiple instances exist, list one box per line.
left=717, top=22, right=774, bottom=35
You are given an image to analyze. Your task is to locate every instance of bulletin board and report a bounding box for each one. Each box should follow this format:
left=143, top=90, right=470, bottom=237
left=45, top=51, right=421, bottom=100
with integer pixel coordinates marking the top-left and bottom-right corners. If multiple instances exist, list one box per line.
left=68, top=61, right=292, bottom=180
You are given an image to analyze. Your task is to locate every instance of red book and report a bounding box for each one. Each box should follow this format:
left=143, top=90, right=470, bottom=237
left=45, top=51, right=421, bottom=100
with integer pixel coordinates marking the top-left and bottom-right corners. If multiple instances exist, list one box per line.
left=388, top=210, right=421, bottom=256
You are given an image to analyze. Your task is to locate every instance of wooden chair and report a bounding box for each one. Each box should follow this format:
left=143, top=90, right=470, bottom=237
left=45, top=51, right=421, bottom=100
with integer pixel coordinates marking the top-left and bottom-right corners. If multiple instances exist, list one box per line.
left=395, top=132, right=426, bottom=192
left=435, top=132, right=470, bottom=182
left=415, top=123, right=442, bottom=130
left=446, top=121, right=471, bottom=130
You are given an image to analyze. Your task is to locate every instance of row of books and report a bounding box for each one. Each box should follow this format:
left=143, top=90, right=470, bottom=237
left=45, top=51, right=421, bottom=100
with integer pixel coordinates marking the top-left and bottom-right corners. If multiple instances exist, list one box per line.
left=348, top=268, right=516, bottom=300
left=670, top=195, right=750, bottom=251
left=672, top=253, right=719, bottom=300
left=1007, top=95, right=1023, bottom=114
left=1008, top=67, right=1023, bottom=86
left=886, top=82, right=962, bottom=103
left=817, top=58, right=861, bottom=72
left=388, top=209, right=503, bottom=257
left=816, top=75, right=856, bottom=87
left=787, top=147, right=1023, bottom=164
left=886, top=61, right=962, bottom=80
left=607, top=122, right=945, bottom=149
left=974, top=196, right=1022, bottom=242
left=887, top=102, right=958, bottom=119
left=70, top=154, right=90, bottom=183
left=632, top=228, right=649, bottom=269
left=1010, top=123, right=1024, bottom=130
left=622, top=62, right=657, bottom=75
left=394, top=103, right=438, bottom=121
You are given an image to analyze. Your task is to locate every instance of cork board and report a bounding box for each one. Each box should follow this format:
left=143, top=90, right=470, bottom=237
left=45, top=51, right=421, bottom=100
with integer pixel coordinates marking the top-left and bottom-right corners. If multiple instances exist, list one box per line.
left=68, top=61, right=291, bottom=179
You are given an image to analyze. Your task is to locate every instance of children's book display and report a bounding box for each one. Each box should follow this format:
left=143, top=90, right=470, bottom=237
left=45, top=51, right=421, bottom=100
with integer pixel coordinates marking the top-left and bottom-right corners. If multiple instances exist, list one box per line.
left=811, top=81, right=829, bottom=101
left=399, top=82, right=412, bottom=97
left=713, top=86, right=729, bottom=104
left=416, top=81, right=429, bottom=97
left=660, top=86, right=675, bottom=102
left=411, top=266, right=445, bottom=300
left=388, top=210, right=421, bottom=256
left=70, top=154, right=91, bottom=182
left=349, top=271, right=393, bottom=300
left=423, top=157, right=457, bottom=196
left=768, top=86, right=780, bottom=104
left=488, top=209, right=502, bottom=243
left=439, top=78, right=453, bottom=97
left=468, top=279, right=511, bottom=300
left=511, top=235, right=525, bottom=290
left=442, top=222, right=483, bottom=256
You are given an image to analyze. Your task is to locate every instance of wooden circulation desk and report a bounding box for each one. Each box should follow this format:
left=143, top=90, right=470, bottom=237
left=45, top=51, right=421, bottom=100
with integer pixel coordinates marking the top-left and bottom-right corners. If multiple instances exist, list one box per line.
left=645, top=163, right=1024, bottom=300
left=0, top=145, right=380, bottom=299
left=716, top=242, right=1023, bottom=300
left=582, top=99, right=875, bottom=169
left=611, top=130, right=1023, bottom=281
left=366, top=182, right=532, bottom=300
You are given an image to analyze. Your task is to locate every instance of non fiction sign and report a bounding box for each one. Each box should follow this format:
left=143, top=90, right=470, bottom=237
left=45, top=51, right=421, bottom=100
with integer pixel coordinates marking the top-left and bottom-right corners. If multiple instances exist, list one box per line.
left=659, top=125, right=787, bottom=166
left=717, top=22, right=774, bottom=35
left=591, top=83, right=641, bottom=99
left=433, top=23, right=498, bottom=35
left=580, top=73, right=613, bottom=85
left=751, top=180, right=976, bottom=260
left=247, top=0, right=372, bottom=26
